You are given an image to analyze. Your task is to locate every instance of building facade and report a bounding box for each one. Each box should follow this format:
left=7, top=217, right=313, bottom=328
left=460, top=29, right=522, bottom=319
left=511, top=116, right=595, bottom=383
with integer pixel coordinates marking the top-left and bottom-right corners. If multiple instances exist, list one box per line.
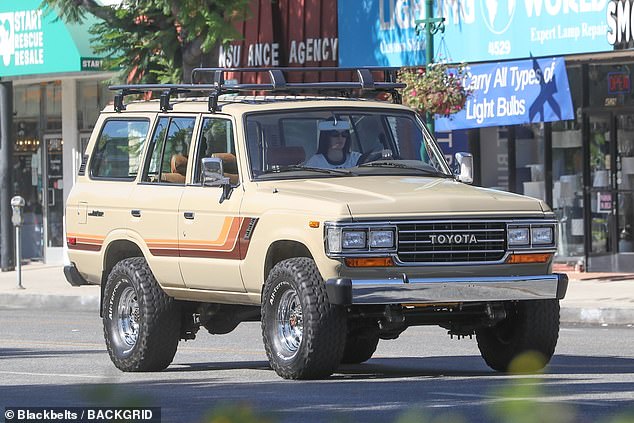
left=3, top=0, right=633, bottom=272
left=337, top=0, right=634, bottom=272
left=1, top=0, right=112, bottom=265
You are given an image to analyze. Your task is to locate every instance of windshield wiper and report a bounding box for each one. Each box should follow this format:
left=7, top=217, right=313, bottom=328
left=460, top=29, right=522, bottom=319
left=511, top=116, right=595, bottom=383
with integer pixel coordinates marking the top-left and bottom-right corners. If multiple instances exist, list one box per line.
left=263, top=165, right=355, bottom=176
left=357, top=161, right=454, bottom=178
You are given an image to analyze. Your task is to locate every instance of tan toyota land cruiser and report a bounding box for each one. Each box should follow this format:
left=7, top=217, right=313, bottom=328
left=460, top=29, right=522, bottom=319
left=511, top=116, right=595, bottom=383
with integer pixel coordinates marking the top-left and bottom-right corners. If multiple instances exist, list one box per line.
left=64, top=67, right=568, bottom=380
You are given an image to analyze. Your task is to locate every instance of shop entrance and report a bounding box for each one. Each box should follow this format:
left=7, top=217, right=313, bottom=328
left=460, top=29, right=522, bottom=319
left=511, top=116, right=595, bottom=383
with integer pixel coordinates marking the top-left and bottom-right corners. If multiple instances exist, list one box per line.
left=586, top=112, right=634, bottom=271
left=42, top=134, right=64, bottom=263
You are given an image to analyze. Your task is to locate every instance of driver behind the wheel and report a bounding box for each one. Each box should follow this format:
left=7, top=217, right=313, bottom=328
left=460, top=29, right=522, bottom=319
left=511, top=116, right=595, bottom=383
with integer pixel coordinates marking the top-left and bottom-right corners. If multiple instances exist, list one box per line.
left=305, top=119, right=360, bottom=169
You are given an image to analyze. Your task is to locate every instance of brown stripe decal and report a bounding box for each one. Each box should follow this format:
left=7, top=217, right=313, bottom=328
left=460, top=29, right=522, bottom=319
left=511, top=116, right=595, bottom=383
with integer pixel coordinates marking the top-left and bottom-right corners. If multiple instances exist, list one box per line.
left=68, top=243, right=102, bottom=252
left=67, top=217, right=259, bottom=259
left=149, top=217, right=259, bottom=259
left=67, top=233, right=104, bottom=252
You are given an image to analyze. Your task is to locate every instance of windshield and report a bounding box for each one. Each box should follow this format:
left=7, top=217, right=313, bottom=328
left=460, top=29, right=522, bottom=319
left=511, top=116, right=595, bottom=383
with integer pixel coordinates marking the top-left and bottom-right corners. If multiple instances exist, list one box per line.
left=245, top=109, right=453, bottom=180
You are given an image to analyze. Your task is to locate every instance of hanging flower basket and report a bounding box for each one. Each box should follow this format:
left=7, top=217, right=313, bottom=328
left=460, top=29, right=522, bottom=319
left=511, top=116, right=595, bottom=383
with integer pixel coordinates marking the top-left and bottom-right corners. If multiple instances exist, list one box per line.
left=399, top=62, right=471, bottom=118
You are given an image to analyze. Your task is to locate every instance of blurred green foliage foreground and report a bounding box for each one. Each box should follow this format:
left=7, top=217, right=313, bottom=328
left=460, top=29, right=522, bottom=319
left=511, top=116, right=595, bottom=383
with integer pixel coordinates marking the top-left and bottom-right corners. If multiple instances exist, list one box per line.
left=83, top=352, right=633, bottom=423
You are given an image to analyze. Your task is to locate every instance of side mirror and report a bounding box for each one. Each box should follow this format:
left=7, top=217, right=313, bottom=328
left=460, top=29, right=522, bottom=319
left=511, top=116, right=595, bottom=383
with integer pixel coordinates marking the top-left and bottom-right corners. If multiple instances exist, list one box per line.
left=202, top=157, right=233, bottom=203
left=455, top=152, right=473, bottom=184
left=202, top=157, right=230, bottom=187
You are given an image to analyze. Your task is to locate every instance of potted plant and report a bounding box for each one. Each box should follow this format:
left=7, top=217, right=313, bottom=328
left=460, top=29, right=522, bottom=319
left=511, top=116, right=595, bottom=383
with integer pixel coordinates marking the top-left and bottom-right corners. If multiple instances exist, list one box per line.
left=399, top=62, right=471, bottom=117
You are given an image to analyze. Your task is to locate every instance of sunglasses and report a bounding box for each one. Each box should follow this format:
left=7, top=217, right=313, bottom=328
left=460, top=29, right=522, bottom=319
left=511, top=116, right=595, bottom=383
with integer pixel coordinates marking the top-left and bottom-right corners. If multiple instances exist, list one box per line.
left=326, top=130, right=350, bottom=137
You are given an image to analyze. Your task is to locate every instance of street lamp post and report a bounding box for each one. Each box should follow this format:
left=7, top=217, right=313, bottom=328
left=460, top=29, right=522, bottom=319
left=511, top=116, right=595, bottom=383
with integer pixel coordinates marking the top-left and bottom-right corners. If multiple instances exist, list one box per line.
left=415, top=0, right=445, bottom=134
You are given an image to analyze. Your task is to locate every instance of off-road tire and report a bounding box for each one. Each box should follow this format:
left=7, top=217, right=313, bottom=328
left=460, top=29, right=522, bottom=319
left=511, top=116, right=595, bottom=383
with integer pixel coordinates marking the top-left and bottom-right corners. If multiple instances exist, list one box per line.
left=341, top=325, right=380, bottom=364
left=261, top=257, right=347, bottom=379
left=476, top=299, right=560, bottom=373
left=103, top=257, right=180, bottom=372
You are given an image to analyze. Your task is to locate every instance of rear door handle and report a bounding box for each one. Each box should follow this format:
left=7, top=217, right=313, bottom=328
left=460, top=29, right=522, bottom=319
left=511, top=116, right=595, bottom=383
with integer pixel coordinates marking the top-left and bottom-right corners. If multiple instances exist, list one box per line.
left=184, top=212, right=195, bottom=220
left=131, top=210, right=141, bottom=217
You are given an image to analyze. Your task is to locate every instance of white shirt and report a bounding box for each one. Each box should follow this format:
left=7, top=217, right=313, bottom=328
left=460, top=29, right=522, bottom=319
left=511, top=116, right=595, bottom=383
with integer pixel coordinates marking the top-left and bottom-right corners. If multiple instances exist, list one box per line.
left=305, top=152, right=361, bottom=169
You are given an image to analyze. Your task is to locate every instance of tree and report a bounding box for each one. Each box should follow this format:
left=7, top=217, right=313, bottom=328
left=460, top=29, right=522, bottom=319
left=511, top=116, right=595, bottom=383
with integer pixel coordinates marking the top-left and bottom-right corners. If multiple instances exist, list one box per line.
left=41, top=0, right=250, bottom=83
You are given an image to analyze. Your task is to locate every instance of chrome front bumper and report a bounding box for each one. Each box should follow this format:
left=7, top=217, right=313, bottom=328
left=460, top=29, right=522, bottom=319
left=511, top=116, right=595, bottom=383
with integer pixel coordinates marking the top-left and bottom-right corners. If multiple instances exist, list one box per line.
left=325, top=273, right=568, bottom=305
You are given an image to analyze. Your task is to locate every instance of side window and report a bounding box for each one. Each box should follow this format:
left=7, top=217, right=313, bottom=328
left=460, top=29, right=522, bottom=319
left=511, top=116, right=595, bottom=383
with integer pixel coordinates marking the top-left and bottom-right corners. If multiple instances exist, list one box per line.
left=90, top=119, right=150, bottom=179
left=194, top=118, right=238, bottom=185
left=142, top=116, right=196, bottom=183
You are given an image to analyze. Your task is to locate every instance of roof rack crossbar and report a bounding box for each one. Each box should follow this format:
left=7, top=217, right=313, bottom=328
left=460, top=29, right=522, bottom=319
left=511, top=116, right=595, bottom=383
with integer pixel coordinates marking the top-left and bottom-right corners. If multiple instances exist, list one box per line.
left=109, top=67, right=407, bottom=109
left=113, top=88, right=144, bottom=112
left=189, top=67, right=403, bottom=93
left=268, top=69, right=287, bottom=88
left=356, top=69, right=375, bottom=89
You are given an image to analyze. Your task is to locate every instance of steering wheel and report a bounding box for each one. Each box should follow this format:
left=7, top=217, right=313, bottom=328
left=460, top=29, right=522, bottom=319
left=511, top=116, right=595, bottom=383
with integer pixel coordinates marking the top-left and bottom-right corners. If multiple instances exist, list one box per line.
left=357, top=150, right=384, bottom=165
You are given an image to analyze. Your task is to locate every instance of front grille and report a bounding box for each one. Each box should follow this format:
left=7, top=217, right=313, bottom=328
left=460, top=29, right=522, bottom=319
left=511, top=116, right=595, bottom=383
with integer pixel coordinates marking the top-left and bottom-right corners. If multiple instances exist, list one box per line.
left=397, top=221, right=507, bottom=263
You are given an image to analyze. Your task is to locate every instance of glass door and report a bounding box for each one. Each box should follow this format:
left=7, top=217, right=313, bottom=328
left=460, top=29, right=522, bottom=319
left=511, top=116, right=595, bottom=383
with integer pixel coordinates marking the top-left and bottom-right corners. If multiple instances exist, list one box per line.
left=587, top=112, right=634, bottom=271
left=616, top=114, right=634, bottom=254
left=42, top=134, right=64, bottom=263
left=588, top=114, right=614, bottom=257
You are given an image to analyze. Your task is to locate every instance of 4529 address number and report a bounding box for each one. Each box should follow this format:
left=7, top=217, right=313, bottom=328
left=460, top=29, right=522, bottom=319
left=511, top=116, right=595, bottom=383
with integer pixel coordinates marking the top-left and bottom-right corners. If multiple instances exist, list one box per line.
left=488, top=40, right=511, bottom=56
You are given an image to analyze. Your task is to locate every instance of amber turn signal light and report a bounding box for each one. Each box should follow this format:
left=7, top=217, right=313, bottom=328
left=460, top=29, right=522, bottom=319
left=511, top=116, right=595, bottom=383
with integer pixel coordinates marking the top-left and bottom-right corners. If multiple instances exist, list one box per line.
left=345, top=257, right=394, bottom=267
left=506, top=253, right=553, bottom=264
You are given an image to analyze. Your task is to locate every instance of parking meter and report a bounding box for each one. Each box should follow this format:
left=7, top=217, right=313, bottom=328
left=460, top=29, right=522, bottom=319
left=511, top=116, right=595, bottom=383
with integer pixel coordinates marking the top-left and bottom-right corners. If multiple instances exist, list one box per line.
left=10, top=196, right=25, bottom=289
left=11, top=196, right=25, bottom=227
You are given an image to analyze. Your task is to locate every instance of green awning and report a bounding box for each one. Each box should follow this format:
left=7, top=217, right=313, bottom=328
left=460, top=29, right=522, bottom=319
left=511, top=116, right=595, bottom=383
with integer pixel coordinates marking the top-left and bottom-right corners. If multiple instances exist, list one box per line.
left=0, top=0, right=108, bottom=77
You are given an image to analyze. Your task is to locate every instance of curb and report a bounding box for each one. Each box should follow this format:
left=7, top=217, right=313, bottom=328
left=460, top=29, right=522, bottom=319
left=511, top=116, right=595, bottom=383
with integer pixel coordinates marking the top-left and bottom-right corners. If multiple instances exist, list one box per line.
left=560, top=307, right=634, bottom=326
left=0, top=293, right=99, bottom=312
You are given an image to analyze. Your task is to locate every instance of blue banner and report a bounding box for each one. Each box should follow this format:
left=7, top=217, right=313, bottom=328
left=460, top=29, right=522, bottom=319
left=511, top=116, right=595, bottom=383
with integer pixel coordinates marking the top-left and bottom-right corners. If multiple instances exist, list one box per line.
left=435, top=57, right=574, bottom=131
left=338, top=1, right=614, bottom=66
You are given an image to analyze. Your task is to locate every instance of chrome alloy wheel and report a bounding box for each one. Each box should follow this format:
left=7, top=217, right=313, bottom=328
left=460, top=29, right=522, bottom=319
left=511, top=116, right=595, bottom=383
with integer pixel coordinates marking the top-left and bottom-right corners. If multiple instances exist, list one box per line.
left=116, top=283, right=140, bottom=350
left=276, top=288, right=303, bottom=358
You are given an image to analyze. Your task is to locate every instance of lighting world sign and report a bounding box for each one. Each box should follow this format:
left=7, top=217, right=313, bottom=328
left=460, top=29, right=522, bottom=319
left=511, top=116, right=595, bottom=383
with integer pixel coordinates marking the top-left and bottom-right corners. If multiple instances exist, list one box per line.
left=339, top=0, right=618, bottom=66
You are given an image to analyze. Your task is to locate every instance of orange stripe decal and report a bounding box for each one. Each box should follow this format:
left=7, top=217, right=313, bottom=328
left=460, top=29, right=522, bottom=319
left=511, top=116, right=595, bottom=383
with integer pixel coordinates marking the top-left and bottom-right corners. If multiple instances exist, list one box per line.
left=67, top=217, right=259, bottom=259
left=66, top=233, right=104, bottom=252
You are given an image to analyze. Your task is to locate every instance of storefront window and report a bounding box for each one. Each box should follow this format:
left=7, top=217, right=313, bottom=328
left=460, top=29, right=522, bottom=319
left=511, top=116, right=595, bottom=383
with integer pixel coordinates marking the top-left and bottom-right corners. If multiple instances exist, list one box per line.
left=78, top=80, right=113, bottom=130
left=479, top=126, right=509, bottom=191
left=589, top=62, right=634, bottom=108
left=45, top=82, right=62, bottom=131
left=515, top=124, right=545, bottom=201
left=13, top=84, right=44, bottom=260
left=551, top=66, right=584, bottom=261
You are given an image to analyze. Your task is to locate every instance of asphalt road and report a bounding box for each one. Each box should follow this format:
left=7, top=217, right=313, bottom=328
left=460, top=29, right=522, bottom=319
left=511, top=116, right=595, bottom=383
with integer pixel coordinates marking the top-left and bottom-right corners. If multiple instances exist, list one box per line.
left=1, top=308, right=633, bottom=423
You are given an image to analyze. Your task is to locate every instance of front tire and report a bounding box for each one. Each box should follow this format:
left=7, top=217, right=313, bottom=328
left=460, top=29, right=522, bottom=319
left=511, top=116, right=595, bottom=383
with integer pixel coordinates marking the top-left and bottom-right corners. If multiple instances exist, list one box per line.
left=103, top=257, right=180, bottom=372
left=261, top=258, right=346, bottom=379
left=476, top=299, right=560, bottom=373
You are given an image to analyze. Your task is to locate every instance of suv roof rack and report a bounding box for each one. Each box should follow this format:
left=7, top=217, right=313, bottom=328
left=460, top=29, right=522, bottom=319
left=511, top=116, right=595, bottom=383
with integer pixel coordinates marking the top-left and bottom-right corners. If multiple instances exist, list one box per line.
left=109, top=67, right=405, bottom=113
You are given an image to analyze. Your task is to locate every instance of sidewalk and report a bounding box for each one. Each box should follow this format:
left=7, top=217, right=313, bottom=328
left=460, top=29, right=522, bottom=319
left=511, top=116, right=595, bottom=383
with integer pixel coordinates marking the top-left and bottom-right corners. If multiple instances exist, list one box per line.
left=0, top=262, right=633, bottom=326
